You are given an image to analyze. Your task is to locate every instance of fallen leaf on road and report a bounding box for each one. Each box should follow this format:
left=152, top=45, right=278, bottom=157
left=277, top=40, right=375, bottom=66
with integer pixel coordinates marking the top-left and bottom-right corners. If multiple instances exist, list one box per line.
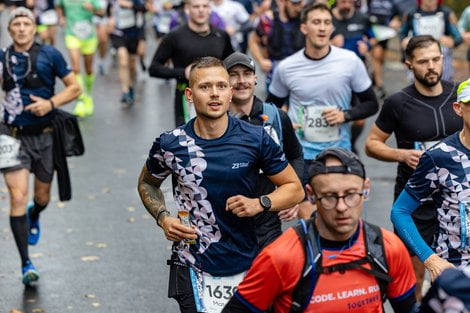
left=114, top=168, right=126, bottom=175
left=9, top=309, right=23, bottom=313
left=2, top=227, right=9, bottom=233
left=25, top=298, right=36, bottom=303
left=95, top=243, right=107, bottom=249
left=127, top=206, right=136, bottom=212
left=101, top=187, right=111, bottom=193
left=142, top=214, right=150, bottom=220
left=57, top=202, right=66, bottom=208
left=91, top=302, right=100, bottom=307
left=85, top=241, right=94, bottom=246
left=32, top=309, right=46, bottom=313
left=30, top=253, right=44, bottom=258
left=0, top=188, right=8, bottom=193
left=87, top=194, right=96, bottom=200
left=1, top=207, right=8, bottom=213
left=128, top=217, right=136, bottom=223
left=81, top=256, right=100, bottom=262
left=85, top=294, right=96, bottom=299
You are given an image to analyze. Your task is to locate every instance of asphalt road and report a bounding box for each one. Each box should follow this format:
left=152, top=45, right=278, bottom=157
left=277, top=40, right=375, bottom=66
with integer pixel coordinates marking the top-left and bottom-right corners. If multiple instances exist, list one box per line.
left=0, top=13, right=469, bottom=313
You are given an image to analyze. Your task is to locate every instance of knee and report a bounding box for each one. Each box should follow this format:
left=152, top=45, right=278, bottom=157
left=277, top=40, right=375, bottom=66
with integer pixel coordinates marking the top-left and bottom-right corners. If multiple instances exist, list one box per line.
left=9, top=188, right=28, bottom=213
left=34, top=193, right=50, bottom=206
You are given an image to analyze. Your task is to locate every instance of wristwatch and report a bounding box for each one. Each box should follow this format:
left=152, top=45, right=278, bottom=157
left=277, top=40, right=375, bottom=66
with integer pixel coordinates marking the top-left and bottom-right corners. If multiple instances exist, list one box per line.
left=259, top=195, right=272, bottom=212
left=156, top=210, right=170, bottom=227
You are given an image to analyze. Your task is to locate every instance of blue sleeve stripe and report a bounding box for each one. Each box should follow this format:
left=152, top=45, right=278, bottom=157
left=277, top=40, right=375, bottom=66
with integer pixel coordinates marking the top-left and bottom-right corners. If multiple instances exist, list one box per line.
left=234, top=291, right=265, bottom=313
left=391, top=190, right=435, bottom=263
left=389, top=284, right=416, bottom=302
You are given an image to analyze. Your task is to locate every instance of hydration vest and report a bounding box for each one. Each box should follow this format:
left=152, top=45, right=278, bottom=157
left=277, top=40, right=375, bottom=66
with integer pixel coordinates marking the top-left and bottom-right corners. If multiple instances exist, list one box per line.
left=290, top=218, right=393, bottom=312
left=1, top=42, right=44, bottom=92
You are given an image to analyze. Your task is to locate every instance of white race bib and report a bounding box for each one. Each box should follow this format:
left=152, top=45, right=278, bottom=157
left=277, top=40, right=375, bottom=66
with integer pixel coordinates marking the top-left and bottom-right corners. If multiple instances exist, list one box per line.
left=0, top=134, right=21, bottom=169
left=372, top=25, right=396, bottom=41
left=190, top=268, right=246, bottom=313
left=40, top=10, right=59, bottom=25
left=117, top=8, right=135, bottom=29
left=415, top=13, right=445, bottom=40
left=302, top=105, right=340, bottom=142
left=414, top=140, right=439, bottom=151
left=72, top=20, right=93, bottom=39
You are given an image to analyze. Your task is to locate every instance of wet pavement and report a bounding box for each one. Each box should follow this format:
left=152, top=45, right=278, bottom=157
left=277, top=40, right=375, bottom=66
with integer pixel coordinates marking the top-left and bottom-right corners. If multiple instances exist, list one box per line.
left=0, top=14, right=469, bottom=313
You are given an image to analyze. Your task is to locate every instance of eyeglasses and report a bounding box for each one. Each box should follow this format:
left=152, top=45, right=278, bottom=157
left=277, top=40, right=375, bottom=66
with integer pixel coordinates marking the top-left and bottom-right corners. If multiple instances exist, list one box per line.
left=316, top=192, right=363, bottom=210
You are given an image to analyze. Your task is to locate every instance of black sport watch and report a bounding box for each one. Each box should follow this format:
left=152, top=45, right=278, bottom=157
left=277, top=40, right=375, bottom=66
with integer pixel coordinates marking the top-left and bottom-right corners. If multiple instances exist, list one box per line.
left=259, top=195, right=272, bottom=212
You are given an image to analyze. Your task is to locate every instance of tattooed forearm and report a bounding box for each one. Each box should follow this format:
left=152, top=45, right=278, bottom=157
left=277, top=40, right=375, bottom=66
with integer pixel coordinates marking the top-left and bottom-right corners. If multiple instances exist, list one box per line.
left=137, top=166, right=168, bottom=224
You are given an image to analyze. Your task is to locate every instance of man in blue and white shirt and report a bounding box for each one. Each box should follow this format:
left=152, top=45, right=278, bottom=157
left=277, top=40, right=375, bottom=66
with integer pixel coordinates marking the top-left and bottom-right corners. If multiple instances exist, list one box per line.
left=137, top=56, right=303, bottom=312
left=392, top=78, right=470, bottom=282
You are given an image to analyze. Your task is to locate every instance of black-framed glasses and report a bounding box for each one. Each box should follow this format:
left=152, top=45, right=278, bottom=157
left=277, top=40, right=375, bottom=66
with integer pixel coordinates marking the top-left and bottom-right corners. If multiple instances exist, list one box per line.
left=316, top=192, right=363, bottom=210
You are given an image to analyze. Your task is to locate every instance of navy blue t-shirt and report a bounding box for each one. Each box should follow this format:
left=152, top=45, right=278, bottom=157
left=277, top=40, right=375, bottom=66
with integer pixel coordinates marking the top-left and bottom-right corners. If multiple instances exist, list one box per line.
left=0, top=44, right=71, bottom=126
left=146, top=115, right=288, bottom=276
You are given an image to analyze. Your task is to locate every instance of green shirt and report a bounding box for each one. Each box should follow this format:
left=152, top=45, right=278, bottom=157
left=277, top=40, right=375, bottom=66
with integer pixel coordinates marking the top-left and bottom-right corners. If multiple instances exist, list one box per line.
left=58, top=0, right=103, bottom=40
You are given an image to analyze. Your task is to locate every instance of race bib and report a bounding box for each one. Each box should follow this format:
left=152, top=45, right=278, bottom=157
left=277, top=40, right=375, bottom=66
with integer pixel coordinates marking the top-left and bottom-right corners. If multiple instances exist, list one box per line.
left=302, top=105, right=340, bottom=142
left=72, top=20, right=93, bottom=39
left=459, top=202, right=470, bottom=249
left=40, top=10, right=59, bottom=25
left=372, top=25, right=396, bottom=41
left=414, top=13, right=445, bottom=40
left=117, top=8, right=135, bottom=29
left=190, top=268, right=246, bottom=313
left=414, top=140, right=439, bottom=151
left=0, top=134, right=21, bottom=169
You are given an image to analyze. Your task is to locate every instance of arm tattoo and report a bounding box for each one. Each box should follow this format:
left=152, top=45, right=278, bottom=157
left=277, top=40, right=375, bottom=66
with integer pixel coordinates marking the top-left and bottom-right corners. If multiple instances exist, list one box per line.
left=137, top=168, right=168, bottom=222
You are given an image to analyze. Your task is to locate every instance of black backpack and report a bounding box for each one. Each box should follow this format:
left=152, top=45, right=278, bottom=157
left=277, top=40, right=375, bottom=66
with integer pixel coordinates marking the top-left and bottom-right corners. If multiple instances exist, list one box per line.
left=290, top=218, right=393, bottom=312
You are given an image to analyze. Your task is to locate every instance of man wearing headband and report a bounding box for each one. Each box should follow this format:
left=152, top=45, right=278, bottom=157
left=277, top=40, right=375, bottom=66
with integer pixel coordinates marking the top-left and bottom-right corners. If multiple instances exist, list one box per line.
left=224, top=147, right=416, bottom=313
left=392, top=79, right=470, bottom=282
left=0, top=7, right=80, bottom=285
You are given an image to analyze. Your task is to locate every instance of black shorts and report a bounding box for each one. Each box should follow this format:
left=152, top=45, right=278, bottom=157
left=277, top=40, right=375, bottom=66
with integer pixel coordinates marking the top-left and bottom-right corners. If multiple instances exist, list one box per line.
left=1, top=129, right=54, bottom=183
left=110, top=34, right=139, bottom=54
left=168, top=256, right=199, bottom=313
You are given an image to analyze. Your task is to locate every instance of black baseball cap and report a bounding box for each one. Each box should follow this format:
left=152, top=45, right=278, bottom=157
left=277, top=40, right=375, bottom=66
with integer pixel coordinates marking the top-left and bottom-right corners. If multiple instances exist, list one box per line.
left=308, top=147, right=366, bottom=180
left=224, top=52, right=256, bottom=73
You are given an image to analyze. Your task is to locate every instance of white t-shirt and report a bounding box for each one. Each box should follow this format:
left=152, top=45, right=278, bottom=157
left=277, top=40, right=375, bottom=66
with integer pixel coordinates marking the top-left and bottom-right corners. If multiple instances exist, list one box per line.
left=211, top=0, right=249, bottom=49
left=269, top=46, right=372, bottom=159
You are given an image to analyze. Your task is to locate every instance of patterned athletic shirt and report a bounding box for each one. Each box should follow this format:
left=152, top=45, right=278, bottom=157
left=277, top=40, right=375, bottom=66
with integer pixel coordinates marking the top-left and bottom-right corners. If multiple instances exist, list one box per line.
left=146, top=115, right=288, bottom=276
left=405, top=132, right=470, bottom=266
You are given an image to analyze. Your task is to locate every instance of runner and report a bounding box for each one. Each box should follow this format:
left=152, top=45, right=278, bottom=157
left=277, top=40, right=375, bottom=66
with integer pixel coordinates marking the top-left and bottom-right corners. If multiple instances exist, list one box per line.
left=458, top=5, right=470, bottom=75
left=366, top=0, right=401, bottom=99
left=223, top=147, right=416, bottom=313
left=31, top=0, right=58, bottom=45
left=148, top=0, right=233, bottom=126
left=391, top=78, right=470, bottom=282
left=248, top=0, right=304, bottom=91
left=57, top=0, right=105, bottom=117
left=108, top=0, right=147, bottom=107
left=365, top=35, right=462, bottom=300
left=0, top=7, right=80, bottom=284
left=93, top=0, right=110, bottom=75
left=137, top=57, right=304, bottom=312
left=224, top=52, right=304, bottom=248
left=400, top=0, right=462, bottom=82
left=266, top=2, right=378, bottom=218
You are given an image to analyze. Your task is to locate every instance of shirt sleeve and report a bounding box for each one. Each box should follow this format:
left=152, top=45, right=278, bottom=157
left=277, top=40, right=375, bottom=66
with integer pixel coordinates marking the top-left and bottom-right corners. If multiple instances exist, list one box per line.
left=383, top=230, right=417, bottom=300
left=145, top=137, right=172, bottom=180
left=50, top=47, right=72, bottom=78
left=268, top=63, right=289, bottom=98
left=259, top=128, right=288, bottom=176
left=374, top=96, right=399, bottom=134
left=404, top=152, right=438, bottom=201
left=350, top=55, right=372, bottom=93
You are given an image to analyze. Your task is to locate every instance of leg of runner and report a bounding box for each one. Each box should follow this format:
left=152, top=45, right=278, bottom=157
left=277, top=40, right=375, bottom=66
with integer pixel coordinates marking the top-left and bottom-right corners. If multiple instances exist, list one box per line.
left=83, top=53, right=96, bottom=116
left=129, top=53, right=137, bottom=102
left=96, top=22, right=109, bottom=75
left=5, top=169, right=39, bottom=285
left=68, top=47, right=86, bottom=117
left=28, top=177, right=52, bottom=246
left=137, top=39, right=146, bottom=72
left=371, top=44, right=386, bottom=100
left=117, top=47, right=134, bottom=108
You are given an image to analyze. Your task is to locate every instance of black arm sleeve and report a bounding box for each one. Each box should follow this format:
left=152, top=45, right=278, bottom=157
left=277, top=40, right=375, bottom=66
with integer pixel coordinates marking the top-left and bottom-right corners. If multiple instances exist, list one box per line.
left=389, top=292, right=416, bottom=313
left=279, top=110, right=304, bottom=179
left=222, top=295, right=255, bottom=313
left=148, top=35, right=186, bottom=80
left=345, top=86, right=379, bottom=122
left=266, top=93, right=287, bottom=108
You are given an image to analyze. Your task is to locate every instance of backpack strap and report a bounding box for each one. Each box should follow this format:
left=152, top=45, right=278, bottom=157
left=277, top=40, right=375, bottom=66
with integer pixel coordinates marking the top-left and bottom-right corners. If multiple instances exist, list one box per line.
left=262, top=102, right=283, bottom=148
left=291, top=219, right=320, bottom=313
left=23, top=42, right=44, bottom=89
